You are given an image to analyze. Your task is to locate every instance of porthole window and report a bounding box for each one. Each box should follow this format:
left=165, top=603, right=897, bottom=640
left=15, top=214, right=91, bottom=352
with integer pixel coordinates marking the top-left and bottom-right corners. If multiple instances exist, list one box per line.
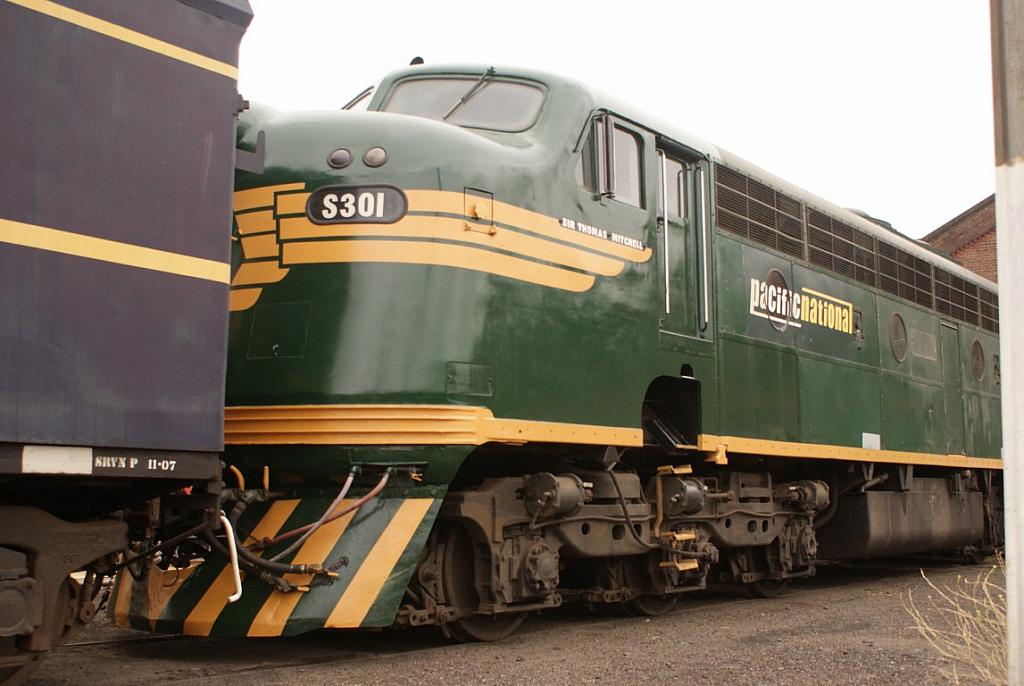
left=971, top=340, right=985, bottom=381
left=890, top=312, right=908, bottom=362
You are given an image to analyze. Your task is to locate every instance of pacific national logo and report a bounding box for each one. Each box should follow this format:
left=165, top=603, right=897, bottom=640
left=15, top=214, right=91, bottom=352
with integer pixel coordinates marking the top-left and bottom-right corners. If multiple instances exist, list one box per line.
left=749, top=270, right=855, bottom=335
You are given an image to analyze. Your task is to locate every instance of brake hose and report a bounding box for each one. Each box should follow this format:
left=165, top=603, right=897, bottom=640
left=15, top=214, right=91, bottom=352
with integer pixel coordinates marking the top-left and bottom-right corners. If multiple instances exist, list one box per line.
left=253, top=469, right=391, bottom=550
left=269, top=469, right=356, bottom=562
left=202, top=526, right=293, bottom=593
left=226, top=500, right=328, bottom=576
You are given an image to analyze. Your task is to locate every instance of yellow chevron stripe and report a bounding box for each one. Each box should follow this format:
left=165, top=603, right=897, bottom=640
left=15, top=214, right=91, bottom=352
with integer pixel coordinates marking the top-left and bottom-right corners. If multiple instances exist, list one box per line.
left=233, top=183, right=306, bottom=213
left=281, top=239, right=595, bottom=292
left=404, top=190, right=653, bottom=264
left=227, top=184, right=652, bottom=313
left=5, top=0, right=240, bottom=78
left=231, top=259, right=288, bottom=287
left=144, top=565, right=199, bottom=631
left=229, top=288, right=262, bottom=312
left=275, top=192, right=309, bottom=216
left=277, top=189, right=652, bottom=265
left=0, top=217, right=230, bottom=283
left=111, top=567, right=134, bottom=628
left=277, top=215, right=625, bottom=277
left=235, top=210, right=276, bottom=236
left=247, top=500, right=360, bottom=637
left=182, top=499, right=300, bottom=636
left=240, top=233, right=279, bottom=260
left=325, top=498, right=434, bottom=628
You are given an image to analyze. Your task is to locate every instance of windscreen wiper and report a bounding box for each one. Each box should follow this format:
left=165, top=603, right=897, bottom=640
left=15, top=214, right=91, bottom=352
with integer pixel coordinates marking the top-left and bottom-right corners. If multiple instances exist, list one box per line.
left=442, top=67, right=496, bottom=121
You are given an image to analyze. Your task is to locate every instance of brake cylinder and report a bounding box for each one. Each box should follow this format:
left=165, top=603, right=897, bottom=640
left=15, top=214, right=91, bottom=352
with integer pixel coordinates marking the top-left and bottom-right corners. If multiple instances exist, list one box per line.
left=523, top=472, right=586, bottom=519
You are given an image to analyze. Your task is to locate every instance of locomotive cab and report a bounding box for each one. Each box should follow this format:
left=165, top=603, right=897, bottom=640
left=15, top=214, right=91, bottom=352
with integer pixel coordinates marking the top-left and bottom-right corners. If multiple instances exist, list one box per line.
left=227, top=65, right=673, bottom=429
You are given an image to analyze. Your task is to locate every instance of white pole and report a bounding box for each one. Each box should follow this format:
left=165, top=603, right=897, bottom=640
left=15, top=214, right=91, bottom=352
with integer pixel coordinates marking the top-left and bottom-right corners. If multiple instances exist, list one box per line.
left=992, top=0, right=1023, bottom=682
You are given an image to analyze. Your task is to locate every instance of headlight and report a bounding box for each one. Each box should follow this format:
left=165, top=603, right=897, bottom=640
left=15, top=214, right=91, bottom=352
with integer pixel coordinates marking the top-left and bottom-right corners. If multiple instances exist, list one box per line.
left=363, top=146, right=388, bottom=168
left=327, top=148, right=352, bottom=169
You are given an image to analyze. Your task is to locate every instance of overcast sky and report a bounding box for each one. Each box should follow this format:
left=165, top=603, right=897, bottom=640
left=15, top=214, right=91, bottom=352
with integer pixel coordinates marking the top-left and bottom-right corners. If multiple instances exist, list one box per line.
left=238, top=1, right=996, bottom=239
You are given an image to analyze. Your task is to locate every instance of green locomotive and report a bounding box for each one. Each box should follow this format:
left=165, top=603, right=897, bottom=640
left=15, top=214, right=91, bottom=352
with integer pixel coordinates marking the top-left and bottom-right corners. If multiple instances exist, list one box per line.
left=116, top=63, right=1002, bottom=641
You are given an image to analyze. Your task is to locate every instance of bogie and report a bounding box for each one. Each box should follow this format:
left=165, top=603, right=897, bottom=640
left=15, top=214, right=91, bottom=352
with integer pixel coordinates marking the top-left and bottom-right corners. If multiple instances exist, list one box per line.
left=392, top=460, right=833, bottom=637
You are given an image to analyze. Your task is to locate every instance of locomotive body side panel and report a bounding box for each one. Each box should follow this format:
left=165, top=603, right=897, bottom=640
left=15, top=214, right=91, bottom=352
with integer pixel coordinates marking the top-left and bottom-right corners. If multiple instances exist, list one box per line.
left=707, top=155, right=1001, bottom=465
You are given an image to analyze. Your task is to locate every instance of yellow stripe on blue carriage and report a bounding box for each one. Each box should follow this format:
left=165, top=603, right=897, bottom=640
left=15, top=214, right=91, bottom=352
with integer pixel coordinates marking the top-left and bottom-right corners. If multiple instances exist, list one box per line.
left=112, top=492, right=442, bottom=637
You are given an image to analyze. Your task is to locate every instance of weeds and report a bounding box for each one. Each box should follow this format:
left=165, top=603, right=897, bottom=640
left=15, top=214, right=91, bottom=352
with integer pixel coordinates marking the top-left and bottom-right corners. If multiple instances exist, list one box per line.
left=905, top=556, right=1007, bottom=685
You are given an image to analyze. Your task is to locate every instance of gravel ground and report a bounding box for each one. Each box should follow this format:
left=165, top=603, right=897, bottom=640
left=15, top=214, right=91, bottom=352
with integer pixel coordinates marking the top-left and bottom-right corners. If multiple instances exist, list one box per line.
left=29, top=558, right=1000, bottom=686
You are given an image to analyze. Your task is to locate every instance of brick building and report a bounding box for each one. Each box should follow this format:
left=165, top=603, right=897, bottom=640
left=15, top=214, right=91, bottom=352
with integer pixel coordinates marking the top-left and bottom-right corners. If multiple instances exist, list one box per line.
left=922, top=195, right=997, bottom=282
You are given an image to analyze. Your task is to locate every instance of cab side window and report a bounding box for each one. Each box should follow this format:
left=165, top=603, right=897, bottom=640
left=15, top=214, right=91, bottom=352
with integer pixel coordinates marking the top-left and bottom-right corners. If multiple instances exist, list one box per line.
left=664, top=157, right=685, bottom=217
left=575, top=118, right=603, bottom=192
left=575, top=115, right=644, bottom=208
left=612, top=126, right=642, bottom=208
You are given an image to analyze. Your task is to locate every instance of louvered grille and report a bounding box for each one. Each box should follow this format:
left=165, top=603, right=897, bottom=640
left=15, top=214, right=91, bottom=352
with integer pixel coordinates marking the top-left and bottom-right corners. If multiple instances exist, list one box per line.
left=715, top=166, right=804, bottom=259
left=935, top=268, right=981, bottom=326
left=980, top=289, right=999, bottom=333
left=877, top=242, right=932, bottom=307
left=806, top=210, right=877, bottom=287
left=712, top=164, right=998, bottom=334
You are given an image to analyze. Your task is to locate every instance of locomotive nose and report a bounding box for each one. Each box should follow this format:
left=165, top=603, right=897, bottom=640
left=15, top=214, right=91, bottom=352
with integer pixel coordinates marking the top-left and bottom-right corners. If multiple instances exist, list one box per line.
left=228, top=105, right=525, bottom=404
left=236, top=106, right=509, bottom=190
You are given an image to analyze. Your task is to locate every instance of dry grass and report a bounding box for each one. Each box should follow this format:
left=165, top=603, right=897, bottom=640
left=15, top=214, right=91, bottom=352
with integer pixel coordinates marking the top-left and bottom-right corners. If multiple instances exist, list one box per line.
left=905, top=556, right=1007, bottom=685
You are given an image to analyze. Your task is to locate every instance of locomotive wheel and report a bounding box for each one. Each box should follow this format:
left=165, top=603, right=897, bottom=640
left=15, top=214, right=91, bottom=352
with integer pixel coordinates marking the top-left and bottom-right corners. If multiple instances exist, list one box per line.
left=623, top=555, right=678, bottom=617
left=744, top=579, right=789, bottom=599
left=439, top=524, right=523, bottom=642
left=625, top=593, right=678, bottom=617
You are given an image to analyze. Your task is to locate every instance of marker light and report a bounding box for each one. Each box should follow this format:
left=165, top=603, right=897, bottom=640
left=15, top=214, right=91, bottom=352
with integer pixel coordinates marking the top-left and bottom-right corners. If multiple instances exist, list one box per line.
left=363, top=146, right=388, bottom=167
left=327, top=148, right=352, bottom=169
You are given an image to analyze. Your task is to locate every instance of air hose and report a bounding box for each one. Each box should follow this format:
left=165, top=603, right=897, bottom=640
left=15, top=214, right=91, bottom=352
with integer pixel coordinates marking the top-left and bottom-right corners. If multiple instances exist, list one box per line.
left=252, top=468, right=392, bottom=551
left=202, top=526, right=294, bottom=593
left=268, top=469, right=357, bottom=562
left=225, top=499, right=328, bottom=576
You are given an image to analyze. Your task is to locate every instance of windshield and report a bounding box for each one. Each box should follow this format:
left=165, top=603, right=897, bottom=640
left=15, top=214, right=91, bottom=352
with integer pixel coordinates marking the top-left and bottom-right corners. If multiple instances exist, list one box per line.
left=381, top=77, right=544, bottom=132
left=342, top=86, right=374, bottom=111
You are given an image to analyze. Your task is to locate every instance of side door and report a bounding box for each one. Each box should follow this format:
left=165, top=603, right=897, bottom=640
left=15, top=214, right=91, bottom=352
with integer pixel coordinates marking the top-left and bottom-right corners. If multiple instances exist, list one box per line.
left=656, top=151, right=694, bottom=337
left=940, top=321, right=966, bottom=454
left=656, top=145, right=712, bottom=340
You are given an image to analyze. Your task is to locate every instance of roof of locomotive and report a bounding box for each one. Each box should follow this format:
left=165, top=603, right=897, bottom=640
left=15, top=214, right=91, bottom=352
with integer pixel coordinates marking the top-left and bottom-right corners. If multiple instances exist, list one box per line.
left=372, top=63, right=997, bottom=294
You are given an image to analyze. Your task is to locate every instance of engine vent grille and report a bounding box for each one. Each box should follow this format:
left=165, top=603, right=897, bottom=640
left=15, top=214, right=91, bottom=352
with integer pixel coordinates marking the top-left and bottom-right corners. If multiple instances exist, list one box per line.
left=979, top=289, right=999, bottom=333
left=935, top=268, right=980, bottom=326
left=807, top=209, right=876, bottom=287
left=878, top=242, right=933, bottom=309
left=715, top=166, right=804, bottom=259
left=712, top=163, right=997, bottom=334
